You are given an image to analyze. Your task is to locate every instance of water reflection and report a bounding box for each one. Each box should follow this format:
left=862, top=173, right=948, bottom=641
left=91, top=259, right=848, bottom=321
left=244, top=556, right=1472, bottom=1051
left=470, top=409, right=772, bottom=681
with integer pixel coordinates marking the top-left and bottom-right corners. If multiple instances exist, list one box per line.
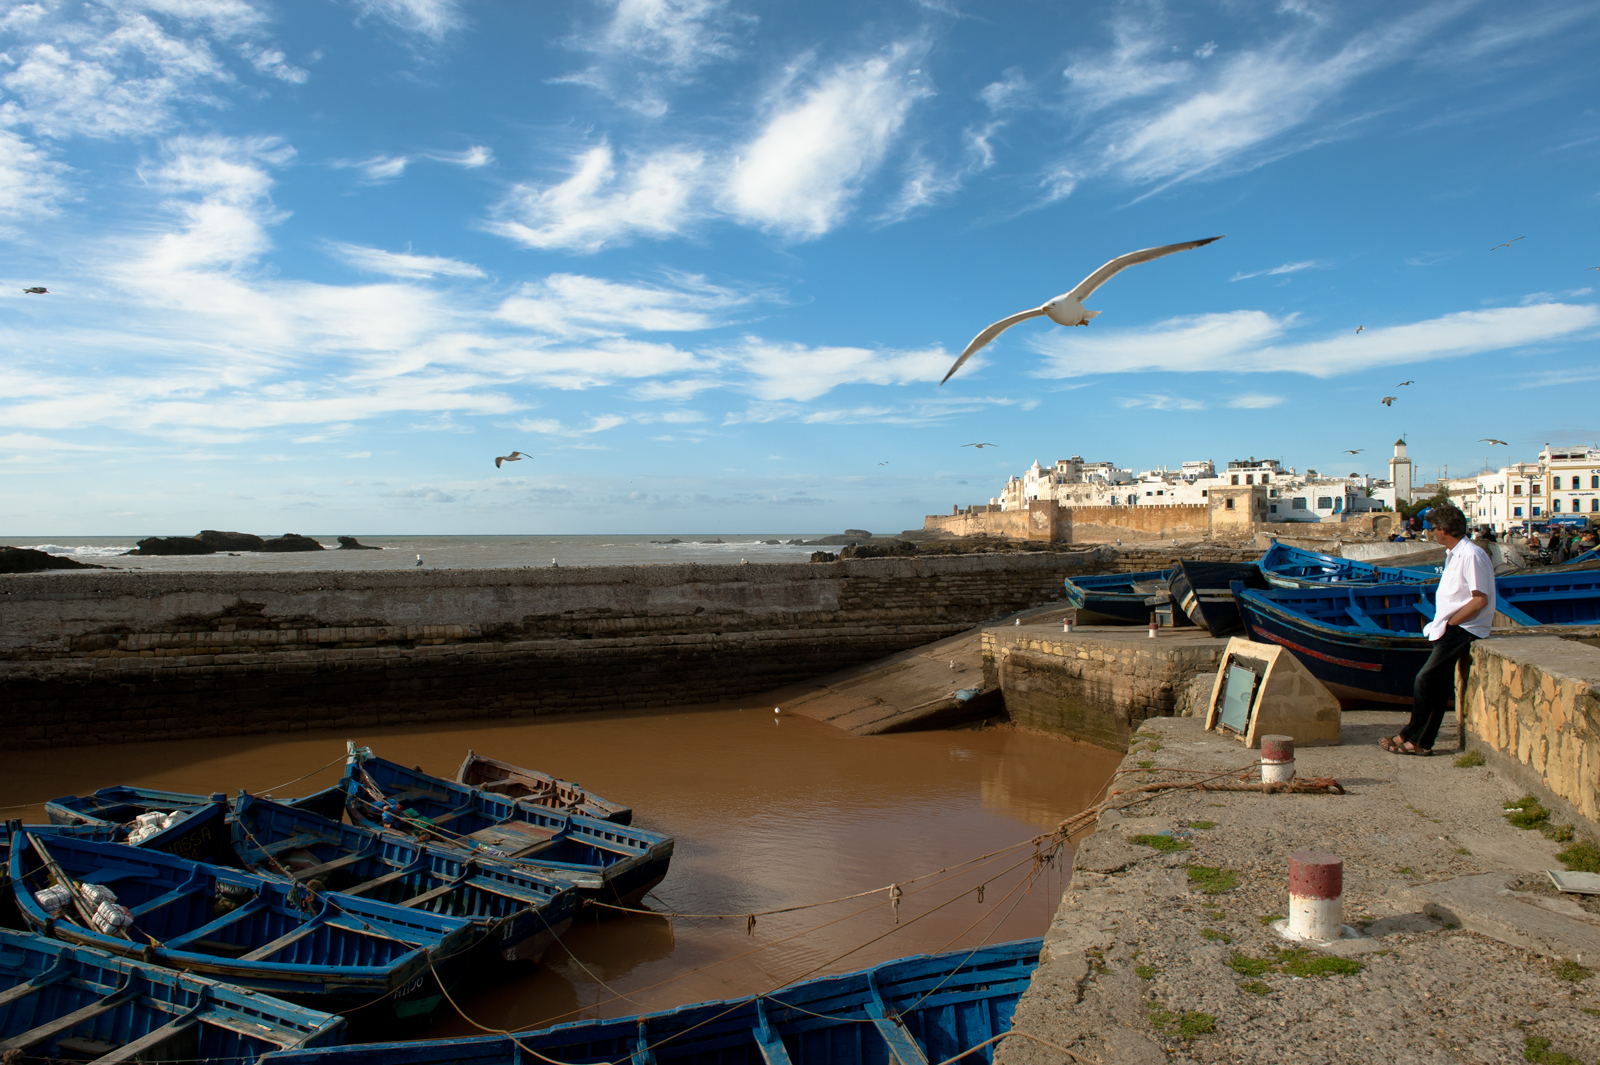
left=0, top=704, right=1120, bottom=1037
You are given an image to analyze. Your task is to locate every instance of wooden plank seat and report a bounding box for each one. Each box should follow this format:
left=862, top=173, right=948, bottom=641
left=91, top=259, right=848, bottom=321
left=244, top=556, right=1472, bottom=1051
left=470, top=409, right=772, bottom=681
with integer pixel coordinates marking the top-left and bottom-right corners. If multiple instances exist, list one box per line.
left=0, top=984, right=137, bottom=1052
left=864, top=973, right=929, bottom=1065
left=397, top=881, right=462, bottom=910
left=0, top=956, right=70, bottom=1007
left=253, top=831, right=338, bottom=859
left=289, top=851, right=368, bottom=882
left=335, top=863, right=423, bottom=898
left=464, top=821, right=563, bottom=858
left=163, top=898, right=268, bottom=951
left=88, top=1013, right=200, bottom=1064
left=238, top=919, right=325, bottom=962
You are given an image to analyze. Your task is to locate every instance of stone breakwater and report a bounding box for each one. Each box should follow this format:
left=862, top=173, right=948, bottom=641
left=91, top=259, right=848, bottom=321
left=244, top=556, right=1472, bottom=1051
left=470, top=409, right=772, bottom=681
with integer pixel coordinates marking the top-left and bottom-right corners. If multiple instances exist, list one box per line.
left=1, top=552, right=1112, bottom=750
left=994, top=713, right=1600, bottom=1065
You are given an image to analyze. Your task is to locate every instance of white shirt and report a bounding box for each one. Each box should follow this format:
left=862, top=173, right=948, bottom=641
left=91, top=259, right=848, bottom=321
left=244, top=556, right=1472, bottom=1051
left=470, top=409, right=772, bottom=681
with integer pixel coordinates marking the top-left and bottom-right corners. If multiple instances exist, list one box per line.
left=1424, top=538, right=1495, bottom=640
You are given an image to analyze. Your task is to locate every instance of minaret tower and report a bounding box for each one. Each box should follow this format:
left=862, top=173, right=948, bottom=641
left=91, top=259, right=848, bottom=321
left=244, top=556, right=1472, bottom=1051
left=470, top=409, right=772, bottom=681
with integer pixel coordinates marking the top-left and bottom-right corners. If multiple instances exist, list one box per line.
left=1389, top=438, right=1413, bottom=504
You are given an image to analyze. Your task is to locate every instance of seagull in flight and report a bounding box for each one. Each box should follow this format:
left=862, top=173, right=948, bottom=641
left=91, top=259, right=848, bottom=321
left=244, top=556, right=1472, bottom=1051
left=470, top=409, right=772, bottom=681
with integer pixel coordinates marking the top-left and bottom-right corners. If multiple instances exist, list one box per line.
left=1480, top=438, right=1508, bottom=446
left=940, top=236, right=1224, bottom=385
left=1343, top=449, right=1363, bottom=455
left=22, top=287, right=47, bottom=294
left=1355, top=325, right=1364, bottom=334
left=1381, top=396, right=1397, bottom=407
left=1397, top=380, right=1414, bottom=387
left=878, top=461, right=889, bottom=466
left=1490, top=237, right=1525, bottom=251
left=962, top=443, right=999, bottom=449
left=494, top=450, right=528, bottom=468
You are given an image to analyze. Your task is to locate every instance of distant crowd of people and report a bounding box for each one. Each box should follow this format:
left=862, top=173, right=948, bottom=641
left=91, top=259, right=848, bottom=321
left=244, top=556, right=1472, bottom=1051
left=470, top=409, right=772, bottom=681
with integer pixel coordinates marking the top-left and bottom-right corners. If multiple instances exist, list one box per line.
left=1387, top=509, right=1597, bottom=562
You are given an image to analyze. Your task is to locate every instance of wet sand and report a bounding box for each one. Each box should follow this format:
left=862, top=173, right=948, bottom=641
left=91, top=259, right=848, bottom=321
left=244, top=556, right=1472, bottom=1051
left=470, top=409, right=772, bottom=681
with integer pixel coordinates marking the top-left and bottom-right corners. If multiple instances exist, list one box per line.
left=0, top=702, right=1120, bottom=1037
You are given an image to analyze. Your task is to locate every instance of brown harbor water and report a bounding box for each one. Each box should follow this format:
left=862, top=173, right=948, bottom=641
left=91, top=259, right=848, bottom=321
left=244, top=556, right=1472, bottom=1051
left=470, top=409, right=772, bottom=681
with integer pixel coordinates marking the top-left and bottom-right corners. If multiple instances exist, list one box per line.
left=0, top=704, right=1120, bottom=1039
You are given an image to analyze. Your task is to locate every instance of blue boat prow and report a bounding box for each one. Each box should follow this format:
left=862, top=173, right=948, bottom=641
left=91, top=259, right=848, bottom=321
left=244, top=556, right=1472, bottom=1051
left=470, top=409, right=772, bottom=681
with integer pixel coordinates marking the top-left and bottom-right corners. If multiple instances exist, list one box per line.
left=1495, top=568, right=1600, bottom=626
left=340, top=746, right=674, bottom=908
left=0, top=927, right=345, bottom=1061
left=259, top=938, right=1043, bottom=1065
left=231, top=791, right=581, bottom=965
left=1257, top=543, right=1418, bottom=588
left=1063, top=570, right=1174, bottom=624
left=47, top=787, right=234, bottom=865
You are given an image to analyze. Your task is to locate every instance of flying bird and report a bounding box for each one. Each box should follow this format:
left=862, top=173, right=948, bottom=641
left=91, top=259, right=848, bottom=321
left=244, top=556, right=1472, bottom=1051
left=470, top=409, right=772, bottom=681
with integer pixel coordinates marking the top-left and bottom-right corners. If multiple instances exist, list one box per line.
left=940, top=236, right=1224, bottom=385
left=1343, top=449, right=1363, bottom=454
left=1490, top=237, right=1525, bottom=251
left=22, top=287, right=46, bottom=294
left=1397, top=381, right=1414, bottom=387
left=962, top=443, right=998, bottom=449
left=1480, top=438, right=1508, bottom=446
left=878, top=461, right=889, bottom=466
left=1355, top=325, right=1364, bottom=334
left=1381, top=396, right=1397, bottom=406
left=494, top=451, right=527, bottom=468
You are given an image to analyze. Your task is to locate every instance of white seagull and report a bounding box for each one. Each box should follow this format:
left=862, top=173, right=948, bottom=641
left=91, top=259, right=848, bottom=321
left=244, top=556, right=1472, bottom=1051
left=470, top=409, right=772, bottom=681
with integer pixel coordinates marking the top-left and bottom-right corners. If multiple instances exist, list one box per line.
left=495, top=450, right=527, bottom=469
left=940, top=236, right=1224, bottom=385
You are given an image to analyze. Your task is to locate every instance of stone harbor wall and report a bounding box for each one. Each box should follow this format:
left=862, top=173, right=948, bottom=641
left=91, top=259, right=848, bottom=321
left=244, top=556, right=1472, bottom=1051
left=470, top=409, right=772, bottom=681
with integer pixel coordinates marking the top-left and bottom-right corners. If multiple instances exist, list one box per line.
left=0, top=553, right=1102, bottom=749
left=982, top=626, right=1230, bottom=749
left=1064, top=503, right=1210, bottom=544
left=1463, top=635, right=1600, bottom=829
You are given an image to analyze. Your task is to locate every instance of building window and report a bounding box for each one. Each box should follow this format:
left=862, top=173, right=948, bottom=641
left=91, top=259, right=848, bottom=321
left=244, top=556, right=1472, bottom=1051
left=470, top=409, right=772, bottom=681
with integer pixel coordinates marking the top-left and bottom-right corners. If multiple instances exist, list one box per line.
left=1513, top=484, right=1522, bottom=495
left=1553, top=499, right=1562, bottom=512
left=1533, top=506, right=1541, bottom=516
left=1201, top=490, right=1207, bottom=497
left=1269, top=504, right=1278, bottom=513
left=1263, top=474, right=1270, bottom=483
left=1513, top=506, right=1522, bottom=517
left=1146, top=491, right=1153, bottom=497
left=1317, top=496, right=1333, bottom=509
left=1231, top=475, right=1239, bottom=485
left=1225, top=498, right=1235, bottom=510
left=1573, top=476, right=1582, bottom=490
left=1245, top=474, right=1254, bottom=485
left=1593, top=475, right=1599, bottom=489
left=1334, top=498, right=1343, bottom=513
left=1533, top=484, right=1540, bottom=495
left=1292, top=497, right=1308, bottom=510
left=1593, top=499, right=1599, bottom=513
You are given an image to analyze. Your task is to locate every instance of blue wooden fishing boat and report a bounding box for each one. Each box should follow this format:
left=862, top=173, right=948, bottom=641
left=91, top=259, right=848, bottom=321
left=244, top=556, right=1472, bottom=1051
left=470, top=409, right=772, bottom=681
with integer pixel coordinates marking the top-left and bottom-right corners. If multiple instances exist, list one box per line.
left=231, top=792, right=580, bottom=965
left=1495, top=568, right=1600, bottom=625
left=1063, top=570, right=1173, bottom=624
left=7, top=823, right=478, bottom=1018
left=0, top=927, right=345, bottom=1061
left=457, top=752, right=632, bottom=825
left=1255, top=543, right=1419, bottom=589
left=340, top=747, right=674, bottom=908
left=1231, top=582, right=1437, bottom=708
left=259, top=938, right=1043, bottom=1065
left=46, top=787, right=234, bottom=864
left=1169, top=561, right=1269, bottom=635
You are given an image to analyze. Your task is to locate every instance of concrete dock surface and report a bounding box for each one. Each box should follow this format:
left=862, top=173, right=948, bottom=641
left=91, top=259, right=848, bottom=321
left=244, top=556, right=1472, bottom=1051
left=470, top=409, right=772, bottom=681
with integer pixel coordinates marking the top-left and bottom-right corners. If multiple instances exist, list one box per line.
left=995, top=712, right=1600, bottom=1065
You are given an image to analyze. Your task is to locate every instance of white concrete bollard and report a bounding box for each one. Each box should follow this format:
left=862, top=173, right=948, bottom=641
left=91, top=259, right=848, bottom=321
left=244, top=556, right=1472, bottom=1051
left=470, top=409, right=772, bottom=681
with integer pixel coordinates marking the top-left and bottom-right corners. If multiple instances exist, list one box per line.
left=1147, top=613, right=1158, bottom=638
left=1260, top=734, right=1296, bottom=784
left=1288, top=851, right=1343, bottom=942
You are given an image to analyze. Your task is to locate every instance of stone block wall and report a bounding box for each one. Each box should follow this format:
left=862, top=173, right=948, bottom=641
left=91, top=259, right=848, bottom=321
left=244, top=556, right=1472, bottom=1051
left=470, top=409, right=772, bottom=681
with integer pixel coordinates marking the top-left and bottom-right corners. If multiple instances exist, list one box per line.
left=1064, top=504, right=1210, bottom=544
left=1463, top=636, right=1600, bottom=828
left=982, top=629, right=1229, bottom=749
left=0, top=553, right=1101, bottom=749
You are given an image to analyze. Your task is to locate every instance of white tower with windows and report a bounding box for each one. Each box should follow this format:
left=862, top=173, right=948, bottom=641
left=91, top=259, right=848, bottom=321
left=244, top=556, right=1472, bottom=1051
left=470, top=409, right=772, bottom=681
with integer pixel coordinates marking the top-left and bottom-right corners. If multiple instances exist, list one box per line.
left=1389, top=438, right=1413, bottom=504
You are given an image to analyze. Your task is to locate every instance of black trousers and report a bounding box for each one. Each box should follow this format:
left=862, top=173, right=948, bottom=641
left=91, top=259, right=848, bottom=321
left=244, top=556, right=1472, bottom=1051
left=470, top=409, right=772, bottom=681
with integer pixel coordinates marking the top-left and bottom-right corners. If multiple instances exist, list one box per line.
left=1402, top=625, right=1479, bottom=750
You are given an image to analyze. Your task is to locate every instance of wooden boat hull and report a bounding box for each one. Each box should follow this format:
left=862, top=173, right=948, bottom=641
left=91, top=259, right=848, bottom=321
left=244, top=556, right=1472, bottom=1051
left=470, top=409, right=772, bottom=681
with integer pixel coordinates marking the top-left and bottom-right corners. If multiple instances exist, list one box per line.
left=259, top=938, right=1043, bottom=1065
left=7, top=825, right=477, bottom=1018
left=342, top=749, right=674, bottom=910
left=1495, top=569, right=1600, bottom=625
left=45, top=789, right=234, bottom=865
left=231, top=792, right=580, bottom=966
left=0, top=927, right=344, bottom=1060
left=1062, top=570, right=1174, bottom=625
left=1232, top=584, right=1434, bottom=707
left=456, top=751, right=632, bottom=825
left=1169, top=562, right=1269, bottom=636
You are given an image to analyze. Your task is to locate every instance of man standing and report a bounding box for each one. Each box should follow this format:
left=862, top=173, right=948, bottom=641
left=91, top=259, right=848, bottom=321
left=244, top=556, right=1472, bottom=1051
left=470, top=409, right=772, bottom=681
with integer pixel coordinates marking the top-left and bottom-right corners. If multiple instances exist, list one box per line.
left=1381, top=503, right=1495, bottom=756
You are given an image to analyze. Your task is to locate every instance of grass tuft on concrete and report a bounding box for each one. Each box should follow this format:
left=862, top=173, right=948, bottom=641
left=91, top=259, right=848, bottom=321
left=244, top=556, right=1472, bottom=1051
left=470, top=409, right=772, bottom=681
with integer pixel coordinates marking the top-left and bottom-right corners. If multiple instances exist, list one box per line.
left=1239, top=980, right=1272, bottom=996
left=1552, top=958, right=1591, bottom=983
left=1503, top=795, right=1576, bottom=843
left=1454, top=749, right=1485, bottom=768
left=1135, top=964, right=1157, bottom=980
left=1186, top=865, right=1239, bottom=893
left=1228, top=947, right=1362, bottom=979
left=1148, top=1005, right=1215, bottom=1038
left=1200, top=928, right=1231, bottom=943
left=1188, top=821, right=1217, bottom=830
left=1130, top=834, right=1190, bottom=853
left=1556, top=839, right=1600, bottom=873
left=1522, top=1035, right=1586, bottom=1065
left=1257, top=913, right=1283, bottom=926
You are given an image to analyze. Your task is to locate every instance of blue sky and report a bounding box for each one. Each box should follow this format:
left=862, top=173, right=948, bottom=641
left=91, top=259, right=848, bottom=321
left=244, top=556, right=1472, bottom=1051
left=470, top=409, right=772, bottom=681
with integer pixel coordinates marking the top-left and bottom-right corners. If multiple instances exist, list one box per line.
left=2, top=0, right=1597, bottom=535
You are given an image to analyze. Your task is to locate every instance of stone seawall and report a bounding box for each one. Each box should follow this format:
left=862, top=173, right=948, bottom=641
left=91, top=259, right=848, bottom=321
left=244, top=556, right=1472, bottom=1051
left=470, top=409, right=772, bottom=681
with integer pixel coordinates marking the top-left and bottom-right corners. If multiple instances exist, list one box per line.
left=1464, top=635, right=1600, bottom=829
left=0, top=554, right=1103, bottom=749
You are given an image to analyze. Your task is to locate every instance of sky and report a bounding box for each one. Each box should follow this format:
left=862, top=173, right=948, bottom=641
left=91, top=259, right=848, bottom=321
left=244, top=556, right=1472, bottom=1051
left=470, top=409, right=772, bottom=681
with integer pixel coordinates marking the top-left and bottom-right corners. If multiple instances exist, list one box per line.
left=1, top=0, right=1598, bottom=536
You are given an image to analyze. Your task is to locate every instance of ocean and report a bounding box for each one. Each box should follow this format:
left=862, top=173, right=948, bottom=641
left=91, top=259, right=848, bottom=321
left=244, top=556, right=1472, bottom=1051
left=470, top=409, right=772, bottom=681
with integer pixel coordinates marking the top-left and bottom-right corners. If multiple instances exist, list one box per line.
left=0, top=534, right=838, bottom=572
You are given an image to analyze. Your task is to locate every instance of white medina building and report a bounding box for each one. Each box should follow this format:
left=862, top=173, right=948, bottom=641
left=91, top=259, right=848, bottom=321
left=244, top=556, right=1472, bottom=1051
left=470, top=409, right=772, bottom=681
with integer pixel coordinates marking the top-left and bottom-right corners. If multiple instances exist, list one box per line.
left=1540, top=444, right=1600, bottom=522
left=1474, top=462, right=1541, bottom=532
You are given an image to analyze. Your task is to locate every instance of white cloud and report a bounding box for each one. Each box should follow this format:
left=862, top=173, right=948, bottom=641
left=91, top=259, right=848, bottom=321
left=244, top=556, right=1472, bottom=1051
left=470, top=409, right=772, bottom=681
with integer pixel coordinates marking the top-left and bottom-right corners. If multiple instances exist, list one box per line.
left=514, top=413, right=629, bottom=435
left=1227, top=393, right=1285, bottom=408
left=1120, top=394, right=1206, bottom=411
left=560, top=0, right=749, bottom=115
left=429, top=144, right=491, bottom=168
left=727, top=337, right=951, bottom=402
left=1231, top=259, right=1323, bottom=281
left=239, top=42, right=306, bottom=83
left=875, top=153, right=962, bottom=224
left=1032, top=302, right=1600, bottom=378
left=329, top=242, right=485, bottom=279
left=0, top=432, right=103, bottom=451
left=351, top=0, right=461, bottom=40
left=495, top=272, right=750, bottom=337
left=724, top=46, right=930, bottom=239
left=0, top=127, right=68, bottom=218
left=490, top=143, right=704, bottom=252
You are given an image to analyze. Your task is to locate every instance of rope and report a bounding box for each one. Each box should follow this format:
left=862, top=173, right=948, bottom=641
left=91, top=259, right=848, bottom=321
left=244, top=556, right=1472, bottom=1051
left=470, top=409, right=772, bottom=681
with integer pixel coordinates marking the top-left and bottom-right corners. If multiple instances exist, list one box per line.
left=260, top=755, right=347, bottom=797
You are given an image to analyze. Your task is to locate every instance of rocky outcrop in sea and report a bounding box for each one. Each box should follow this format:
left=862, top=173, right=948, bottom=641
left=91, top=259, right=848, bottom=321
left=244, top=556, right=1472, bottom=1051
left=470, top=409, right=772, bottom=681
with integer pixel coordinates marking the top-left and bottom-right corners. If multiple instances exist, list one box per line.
left=0, top=546, right=103, bottom=573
